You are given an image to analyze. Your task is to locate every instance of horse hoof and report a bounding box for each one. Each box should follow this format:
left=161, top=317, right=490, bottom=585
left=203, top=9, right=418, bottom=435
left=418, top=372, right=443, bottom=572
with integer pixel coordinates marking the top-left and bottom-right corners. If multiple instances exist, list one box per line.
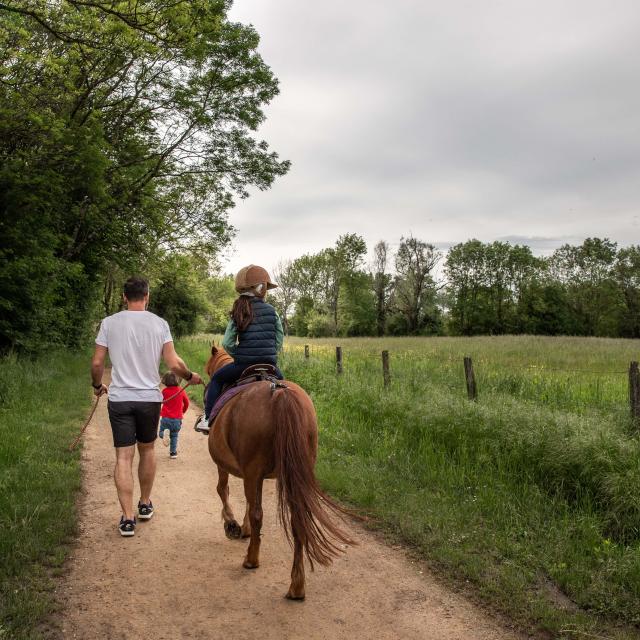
left=224, top=521, right=242, bottom=539
left=243, top=559, right=259, bottom=570
left=285, top=591, right=305, bottom=601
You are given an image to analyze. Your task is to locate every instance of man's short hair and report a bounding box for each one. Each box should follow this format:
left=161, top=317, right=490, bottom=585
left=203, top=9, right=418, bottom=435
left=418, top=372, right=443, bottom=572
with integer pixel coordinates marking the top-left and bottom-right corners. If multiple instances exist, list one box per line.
left=123, top=276, right=149, bottom=301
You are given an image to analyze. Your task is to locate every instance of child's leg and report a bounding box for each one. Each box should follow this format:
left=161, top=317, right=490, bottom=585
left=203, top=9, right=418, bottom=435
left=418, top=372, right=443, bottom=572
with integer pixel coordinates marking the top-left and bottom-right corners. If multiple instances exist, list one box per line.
left=204, top=379, right=224, bottom=418
left=169, top=422, right=181, bottom=455
left=204, top=363, right=244, bottom=417
left=158, top=417, right=166, bottom=438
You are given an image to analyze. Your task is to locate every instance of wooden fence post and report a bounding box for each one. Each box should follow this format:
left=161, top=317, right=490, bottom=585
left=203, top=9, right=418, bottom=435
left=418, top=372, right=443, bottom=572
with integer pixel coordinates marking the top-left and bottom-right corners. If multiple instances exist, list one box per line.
left=382, top=350, right=391, bottom=387
left=464, top=356, right=477, bottom=401
left=304, top=344, right=309, bottom=359
left=336, top=346, right=343, bottom=374
left=629, top=361, right=640, bottom=422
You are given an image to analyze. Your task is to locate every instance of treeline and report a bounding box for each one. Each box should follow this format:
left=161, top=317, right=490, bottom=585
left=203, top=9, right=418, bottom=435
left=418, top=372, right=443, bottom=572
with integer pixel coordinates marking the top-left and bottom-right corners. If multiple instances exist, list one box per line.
left=267, top=235, right=640, bottom=338
left=0, top=1, right=287, bottom=353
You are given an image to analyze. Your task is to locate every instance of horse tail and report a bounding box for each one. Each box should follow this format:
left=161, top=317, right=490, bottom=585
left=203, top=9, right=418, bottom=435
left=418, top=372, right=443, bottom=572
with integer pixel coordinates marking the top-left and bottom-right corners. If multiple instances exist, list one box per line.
left=272, top=386, right=355, bottom=569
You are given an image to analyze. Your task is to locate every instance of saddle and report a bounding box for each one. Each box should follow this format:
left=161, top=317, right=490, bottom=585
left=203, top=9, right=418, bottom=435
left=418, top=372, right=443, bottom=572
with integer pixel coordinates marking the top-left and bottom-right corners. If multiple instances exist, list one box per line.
left=208, top=364, right=287, bottom=425
left=235, top=364, right=281, bottom=386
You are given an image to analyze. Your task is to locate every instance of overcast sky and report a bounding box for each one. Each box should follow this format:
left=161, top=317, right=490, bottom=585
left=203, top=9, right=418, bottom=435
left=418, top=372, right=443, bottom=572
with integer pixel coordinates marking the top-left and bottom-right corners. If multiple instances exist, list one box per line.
left=221, top=0, right=640, bottom=275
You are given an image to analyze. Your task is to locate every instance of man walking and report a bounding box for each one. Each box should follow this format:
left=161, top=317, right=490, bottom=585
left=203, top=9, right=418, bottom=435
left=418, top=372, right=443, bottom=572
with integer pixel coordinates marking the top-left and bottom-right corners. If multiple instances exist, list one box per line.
left=90, top=276, right=203, bottom=536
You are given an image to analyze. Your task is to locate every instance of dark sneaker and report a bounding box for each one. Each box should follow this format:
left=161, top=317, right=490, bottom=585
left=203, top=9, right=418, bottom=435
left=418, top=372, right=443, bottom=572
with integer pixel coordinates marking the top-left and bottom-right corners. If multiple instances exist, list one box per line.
left=170, top=452, right=177, bottom=459
left=119, top=516, right=136, bottom=537
left=137, top=501, right=154, bottom=520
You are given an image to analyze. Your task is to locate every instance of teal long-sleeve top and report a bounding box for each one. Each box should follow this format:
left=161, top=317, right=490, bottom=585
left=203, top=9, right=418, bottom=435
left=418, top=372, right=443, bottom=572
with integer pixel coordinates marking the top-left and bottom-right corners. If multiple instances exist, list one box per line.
left=221, top=312, right=284, bottom=357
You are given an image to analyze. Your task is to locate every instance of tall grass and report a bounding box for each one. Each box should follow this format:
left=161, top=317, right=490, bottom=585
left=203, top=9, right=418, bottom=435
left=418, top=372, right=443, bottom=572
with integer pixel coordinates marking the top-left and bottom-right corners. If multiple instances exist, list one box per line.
left=177, top=334, right=640, bottom=638
left=0, top=351, right=90, bottom=639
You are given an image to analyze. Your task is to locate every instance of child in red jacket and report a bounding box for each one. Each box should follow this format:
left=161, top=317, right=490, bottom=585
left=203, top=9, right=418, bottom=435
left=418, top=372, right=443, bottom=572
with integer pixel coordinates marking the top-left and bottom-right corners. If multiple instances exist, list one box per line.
left=159, top=372, right=189, bottom=459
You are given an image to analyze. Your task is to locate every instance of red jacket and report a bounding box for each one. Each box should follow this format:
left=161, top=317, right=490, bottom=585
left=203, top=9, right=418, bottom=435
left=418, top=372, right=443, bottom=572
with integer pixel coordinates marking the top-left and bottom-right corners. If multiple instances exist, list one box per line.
left=161, top=386, right=189, bottom=419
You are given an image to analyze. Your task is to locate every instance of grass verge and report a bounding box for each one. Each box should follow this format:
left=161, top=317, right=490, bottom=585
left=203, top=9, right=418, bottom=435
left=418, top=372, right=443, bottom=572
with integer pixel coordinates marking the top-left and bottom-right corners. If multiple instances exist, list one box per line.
left=0, top=350, right=91, bottom=639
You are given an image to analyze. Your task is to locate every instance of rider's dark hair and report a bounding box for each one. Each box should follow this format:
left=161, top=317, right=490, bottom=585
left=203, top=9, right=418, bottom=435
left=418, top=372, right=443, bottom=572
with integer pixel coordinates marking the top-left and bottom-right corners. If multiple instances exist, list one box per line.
left=123, top=276, right=149, bottom=302
left=162, top=371, right=179, bottom=387
left=231, top=296, right=254, bottom=332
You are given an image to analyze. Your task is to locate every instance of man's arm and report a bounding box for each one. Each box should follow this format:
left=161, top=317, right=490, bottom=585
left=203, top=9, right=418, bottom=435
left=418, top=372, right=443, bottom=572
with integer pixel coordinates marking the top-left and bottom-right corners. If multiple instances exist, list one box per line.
left=162, top=341, right=203, bottom=385
left=91, top=345, right=109, bottom=397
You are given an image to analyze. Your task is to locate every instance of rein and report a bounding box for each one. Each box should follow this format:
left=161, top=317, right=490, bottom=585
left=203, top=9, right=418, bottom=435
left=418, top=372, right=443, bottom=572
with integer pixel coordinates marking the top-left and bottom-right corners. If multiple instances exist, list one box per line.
left=161, top=381, right=192, bottom=404
left=68, top=381, right=193, bottom=452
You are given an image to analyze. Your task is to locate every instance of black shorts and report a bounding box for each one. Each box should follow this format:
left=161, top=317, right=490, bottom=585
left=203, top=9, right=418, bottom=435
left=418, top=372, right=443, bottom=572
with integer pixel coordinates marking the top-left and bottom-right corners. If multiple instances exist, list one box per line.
left=107, top=401, right=161, bottom=448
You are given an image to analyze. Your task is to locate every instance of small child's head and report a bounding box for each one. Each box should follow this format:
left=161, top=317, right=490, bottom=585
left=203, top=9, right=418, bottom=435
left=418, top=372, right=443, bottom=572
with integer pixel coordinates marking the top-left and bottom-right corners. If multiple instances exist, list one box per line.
left=231, top=265, right=279, bottom=331
left=162, top=371, right=179, bottom=387
left=234, top=265, right=277, bottom=299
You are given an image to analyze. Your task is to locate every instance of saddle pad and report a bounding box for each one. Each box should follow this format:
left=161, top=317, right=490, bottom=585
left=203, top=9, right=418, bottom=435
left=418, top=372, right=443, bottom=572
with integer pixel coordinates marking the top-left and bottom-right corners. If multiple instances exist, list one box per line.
left=209, top=384, right=252, bottom=424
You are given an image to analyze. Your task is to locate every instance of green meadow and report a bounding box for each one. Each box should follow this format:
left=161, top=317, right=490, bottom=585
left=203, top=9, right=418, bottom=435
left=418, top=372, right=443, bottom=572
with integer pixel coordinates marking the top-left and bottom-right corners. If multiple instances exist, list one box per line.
left=177, top=334, right=640, bottom=639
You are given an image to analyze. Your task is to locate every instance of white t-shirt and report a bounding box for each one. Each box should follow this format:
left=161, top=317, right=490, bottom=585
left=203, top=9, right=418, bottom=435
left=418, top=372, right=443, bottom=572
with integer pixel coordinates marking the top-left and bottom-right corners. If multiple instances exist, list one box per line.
left=95, top=310, right=172, bottom=402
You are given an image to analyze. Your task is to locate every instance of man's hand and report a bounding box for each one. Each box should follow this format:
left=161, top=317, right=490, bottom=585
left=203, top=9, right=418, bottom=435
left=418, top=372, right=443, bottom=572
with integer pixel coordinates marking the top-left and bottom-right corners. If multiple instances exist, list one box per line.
left=189, top=372, right=203, bottom=385
left=91, top=345, right=108, bottom=397
left=162, top=342, right=204, bottom=386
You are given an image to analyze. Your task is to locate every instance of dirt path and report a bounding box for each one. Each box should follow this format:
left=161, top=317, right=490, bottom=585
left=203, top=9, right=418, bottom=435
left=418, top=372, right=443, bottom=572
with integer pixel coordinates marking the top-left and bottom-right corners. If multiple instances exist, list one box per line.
left=54, top=378, right=525, bottom=640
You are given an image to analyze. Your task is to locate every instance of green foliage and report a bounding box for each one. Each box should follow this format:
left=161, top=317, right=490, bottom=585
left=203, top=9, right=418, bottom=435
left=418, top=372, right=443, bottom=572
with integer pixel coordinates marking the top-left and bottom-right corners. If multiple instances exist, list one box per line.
left=337, top=271, right=376, bottom=336
left=0, top=1, right=289, bottom=352
left=392, top=236, right=442, bottom=334
left=0, top=350, right=89, bottom=638
left=549, top=238, right=621, bottom=336
left=445, top=239, right=541, bottom=335
left=285, top=234, right=369, bottom=336
left=203, top=274, right=236, bottom=333
left=615, top=246, right=640, bottom=338
left=148, top=254, right=207, bottom=338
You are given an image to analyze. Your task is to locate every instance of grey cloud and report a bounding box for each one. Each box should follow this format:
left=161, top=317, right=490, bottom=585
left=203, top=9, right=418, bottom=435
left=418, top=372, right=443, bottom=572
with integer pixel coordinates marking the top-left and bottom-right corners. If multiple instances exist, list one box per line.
left=223, top=0, right=640, bottom=273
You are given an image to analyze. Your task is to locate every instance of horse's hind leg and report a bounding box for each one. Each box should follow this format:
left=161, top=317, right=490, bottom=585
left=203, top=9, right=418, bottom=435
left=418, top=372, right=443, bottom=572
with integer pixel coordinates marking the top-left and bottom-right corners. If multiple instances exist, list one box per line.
left=241, top=502, right=251, bottom=538
left=286, top=534, right=306, bottom=600
left=242, top=474, right=263, bottom=569
left=216, top=467, right=241, bottom=539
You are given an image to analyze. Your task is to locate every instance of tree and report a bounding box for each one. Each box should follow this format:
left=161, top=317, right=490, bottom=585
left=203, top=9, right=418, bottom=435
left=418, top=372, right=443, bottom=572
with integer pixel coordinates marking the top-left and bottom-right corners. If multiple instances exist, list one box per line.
left=148, top=253, right=209, bottom=338
left=0, top=1, right=289, bottom=352
left=445, top=240, right=541, bottom=335
left=204, top=274, right=236, bottom=333
left=285, top=234, right=367, bottom=336
left=271, top=260, right=297, bottom=335
left=338, top=271, right=376, bottom=336
left=323, top=234, right=367, bottom=332
left=614, top=246, right=640, bottom=338
left=392, top=236, right=441, bottom=334
left=549, top=238, right=619, bottom=335
left=444, top=240, right=487, bottom=335
left=371, top=240, right=393, bottom=336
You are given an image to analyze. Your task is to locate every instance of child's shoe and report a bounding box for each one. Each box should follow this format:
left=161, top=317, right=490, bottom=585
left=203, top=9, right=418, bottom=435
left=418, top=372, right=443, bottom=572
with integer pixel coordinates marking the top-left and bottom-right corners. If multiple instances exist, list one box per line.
left=160, top=430, right=170, bottom=447
left=170, top=452, right=177, bottom=459
left=194, top=414, right=210, bottom=434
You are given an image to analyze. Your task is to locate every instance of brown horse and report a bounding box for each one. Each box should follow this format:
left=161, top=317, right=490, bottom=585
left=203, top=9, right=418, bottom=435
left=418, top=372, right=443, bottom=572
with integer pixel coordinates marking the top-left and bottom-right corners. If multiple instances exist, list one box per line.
left=204, top=346, right=353, bottom=600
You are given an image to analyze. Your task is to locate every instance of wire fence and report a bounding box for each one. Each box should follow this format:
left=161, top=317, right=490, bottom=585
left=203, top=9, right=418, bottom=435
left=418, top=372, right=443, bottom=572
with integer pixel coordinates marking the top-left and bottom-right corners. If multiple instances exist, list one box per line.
left=281, top=343, right=639, bottom=420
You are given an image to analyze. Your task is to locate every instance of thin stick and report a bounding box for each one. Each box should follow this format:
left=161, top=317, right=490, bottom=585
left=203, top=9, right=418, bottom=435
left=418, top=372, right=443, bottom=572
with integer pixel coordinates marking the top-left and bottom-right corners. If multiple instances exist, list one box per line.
left=68, top=396, right=101, bottom=452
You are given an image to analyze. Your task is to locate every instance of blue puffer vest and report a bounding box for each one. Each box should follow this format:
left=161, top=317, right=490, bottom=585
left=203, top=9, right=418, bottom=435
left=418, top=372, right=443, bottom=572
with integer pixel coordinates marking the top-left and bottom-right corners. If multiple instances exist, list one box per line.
left=234, top=298, right=278, bottom=365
